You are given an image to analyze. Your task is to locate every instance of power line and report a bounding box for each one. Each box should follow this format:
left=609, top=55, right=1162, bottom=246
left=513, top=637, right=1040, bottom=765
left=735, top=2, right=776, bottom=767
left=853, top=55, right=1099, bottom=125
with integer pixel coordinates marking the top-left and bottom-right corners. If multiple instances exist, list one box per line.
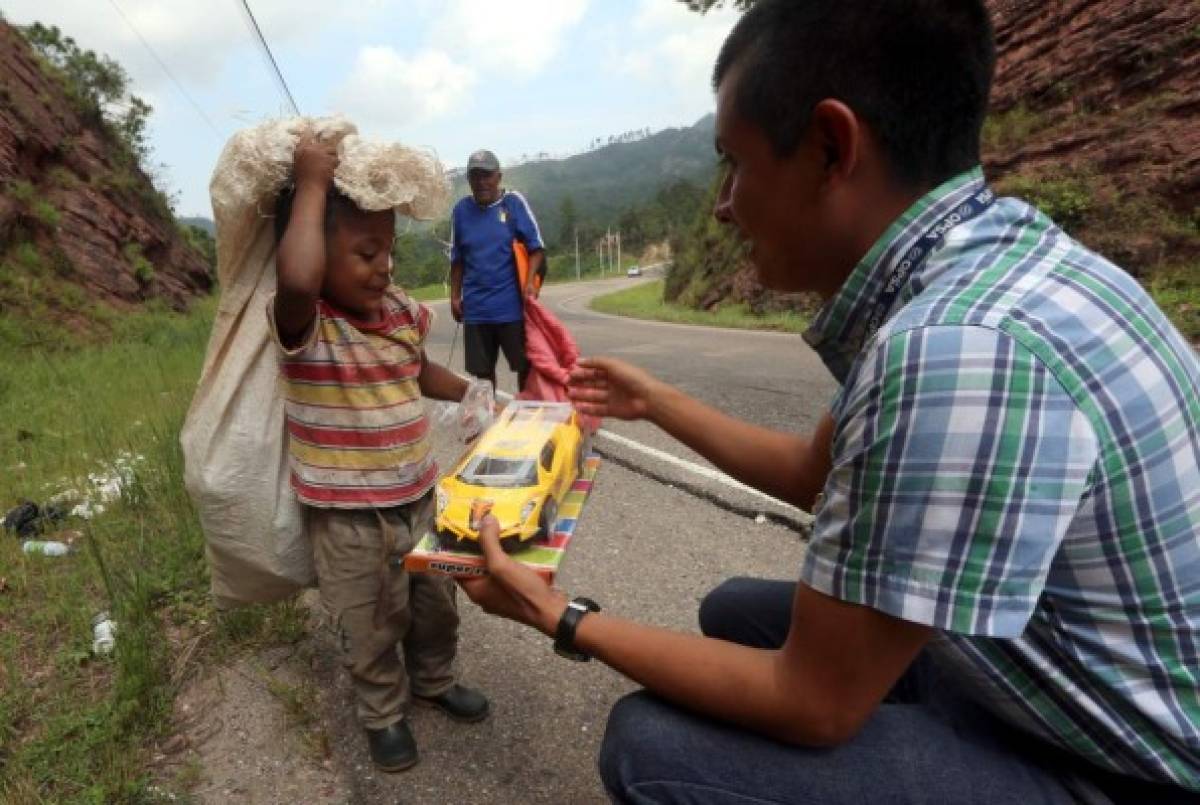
left=236, top=0, right=300, bottom=116
left=105, top=0, right=224, bottom=140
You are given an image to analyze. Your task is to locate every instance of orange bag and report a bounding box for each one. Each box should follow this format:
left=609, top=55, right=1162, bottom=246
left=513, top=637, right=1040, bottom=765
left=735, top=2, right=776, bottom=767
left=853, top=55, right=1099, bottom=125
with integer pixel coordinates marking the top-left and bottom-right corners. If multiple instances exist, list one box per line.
left=513, top=239, right=542, bottom=294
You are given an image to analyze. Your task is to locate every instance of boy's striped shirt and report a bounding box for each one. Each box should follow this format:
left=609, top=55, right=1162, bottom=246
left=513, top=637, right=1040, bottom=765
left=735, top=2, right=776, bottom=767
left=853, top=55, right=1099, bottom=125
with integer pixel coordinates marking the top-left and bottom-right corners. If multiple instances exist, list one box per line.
left=268, top=287, right=437, bottom=508
left=802, top=168, right=1200, bottom=790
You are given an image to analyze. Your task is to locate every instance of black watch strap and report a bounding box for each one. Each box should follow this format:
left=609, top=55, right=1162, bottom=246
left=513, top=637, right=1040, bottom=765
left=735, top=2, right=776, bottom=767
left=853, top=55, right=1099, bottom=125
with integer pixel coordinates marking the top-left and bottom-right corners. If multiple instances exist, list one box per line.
left=554, top=596, right=601, bottom=661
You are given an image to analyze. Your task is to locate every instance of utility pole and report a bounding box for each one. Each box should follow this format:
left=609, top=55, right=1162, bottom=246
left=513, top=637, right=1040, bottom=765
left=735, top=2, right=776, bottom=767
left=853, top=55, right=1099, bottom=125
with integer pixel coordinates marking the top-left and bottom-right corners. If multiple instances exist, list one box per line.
left=574, top=227, right=580, bottom=280
left=616, top=231, right=621, bottom=274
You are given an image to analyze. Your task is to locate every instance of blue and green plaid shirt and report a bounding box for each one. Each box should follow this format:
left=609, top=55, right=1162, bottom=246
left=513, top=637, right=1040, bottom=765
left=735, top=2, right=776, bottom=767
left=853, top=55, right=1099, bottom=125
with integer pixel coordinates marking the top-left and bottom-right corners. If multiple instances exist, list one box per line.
left=801, top=167, right=1200, bottom=789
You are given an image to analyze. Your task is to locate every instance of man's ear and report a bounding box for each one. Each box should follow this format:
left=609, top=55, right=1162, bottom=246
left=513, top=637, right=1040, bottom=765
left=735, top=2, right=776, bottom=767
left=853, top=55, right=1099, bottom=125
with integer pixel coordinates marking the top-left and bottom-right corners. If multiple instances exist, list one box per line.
left=810, top=99, right=860, bottom=184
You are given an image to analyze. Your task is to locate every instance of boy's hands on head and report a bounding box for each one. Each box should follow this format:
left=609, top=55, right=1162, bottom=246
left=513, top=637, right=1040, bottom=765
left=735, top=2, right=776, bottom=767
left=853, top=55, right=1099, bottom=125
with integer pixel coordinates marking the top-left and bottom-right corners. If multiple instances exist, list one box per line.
left=273, top=129, right=342, bottom=347
left=293, top=130, right=340, bottom=190
left=568, top=357, right=660, bottom=421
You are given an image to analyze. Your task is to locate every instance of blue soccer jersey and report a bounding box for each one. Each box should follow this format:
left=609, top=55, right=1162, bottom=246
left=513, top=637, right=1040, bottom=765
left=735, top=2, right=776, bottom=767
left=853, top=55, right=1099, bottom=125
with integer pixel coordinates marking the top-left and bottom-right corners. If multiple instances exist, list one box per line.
left=450, top=191, right=544, bottom=324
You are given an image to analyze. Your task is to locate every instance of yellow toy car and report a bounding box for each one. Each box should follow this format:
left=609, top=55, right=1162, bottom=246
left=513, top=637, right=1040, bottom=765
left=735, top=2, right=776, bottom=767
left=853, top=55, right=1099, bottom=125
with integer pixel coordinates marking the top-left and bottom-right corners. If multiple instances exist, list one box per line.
left=435, top=401, right=589, bottom=551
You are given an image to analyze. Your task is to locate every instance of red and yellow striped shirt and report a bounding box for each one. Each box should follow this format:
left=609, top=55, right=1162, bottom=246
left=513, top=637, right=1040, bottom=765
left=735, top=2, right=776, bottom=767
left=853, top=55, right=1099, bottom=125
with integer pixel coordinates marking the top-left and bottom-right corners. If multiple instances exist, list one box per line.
left=268, top=287, right=437, bottom=508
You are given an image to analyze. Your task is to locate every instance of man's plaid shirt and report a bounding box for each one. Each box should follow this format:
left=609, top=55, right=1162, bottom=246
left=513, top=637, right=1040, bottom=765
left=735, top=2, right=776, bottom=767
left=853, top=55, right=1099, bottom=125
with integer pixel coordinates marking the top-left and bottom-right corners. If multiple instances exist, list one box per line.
left=801, top=168, right=1200, bottom=790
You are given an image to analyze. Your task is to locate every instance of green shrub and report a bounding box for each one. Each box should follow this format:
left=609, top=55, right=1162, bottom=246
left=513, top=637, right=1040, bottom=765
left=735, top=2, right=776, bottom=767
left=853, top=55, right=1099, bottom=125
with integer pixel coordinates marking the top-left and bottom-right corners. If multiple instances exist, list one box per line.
left=8, top=179, right=36, bottom=205
left=1147, top=262, right=1200, bottom=344
left=31, top=198, right=60, bottom=228
left=998, top=174, right=1093, bottom=231
left=13, top=241, right=45, bottom=275
left=123, top=242, right=155, bottom=286
left=981, top=105, right=1049, bottom=153
left=179, top=223, right=217, bottom=269
left=5, top=180, right=61, bottom=228
left=47, top=165, right=78, bottom=188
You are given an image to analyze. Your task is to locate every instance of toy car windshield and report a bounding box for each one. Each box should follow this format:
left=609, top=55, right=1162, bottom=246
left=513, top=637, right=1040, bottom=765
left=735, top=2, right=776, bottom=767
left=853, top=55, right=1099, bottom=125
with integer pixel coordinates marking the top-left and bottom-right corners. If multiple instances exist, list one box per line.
left=456, top=455, right=539, bottom=488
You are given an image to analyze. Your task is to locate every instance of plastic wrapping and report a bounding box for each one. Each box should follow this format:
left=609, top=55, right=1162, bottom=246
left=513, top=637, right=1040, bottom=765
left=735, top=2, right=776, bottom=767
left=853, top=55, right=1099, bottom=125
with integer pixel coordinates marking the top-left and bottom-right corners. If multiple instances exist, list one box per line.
left=406, top=401, right=600, bottom=582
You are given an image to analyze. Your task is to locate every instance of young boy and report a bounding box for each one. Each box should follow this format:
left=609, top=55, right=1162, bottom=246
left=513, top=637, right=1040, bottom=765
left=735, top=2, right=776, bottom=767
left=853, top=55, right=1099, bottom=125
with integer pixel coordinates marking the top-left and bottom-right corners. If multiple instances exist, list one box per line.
left=269, top=131, right=488, bottom=772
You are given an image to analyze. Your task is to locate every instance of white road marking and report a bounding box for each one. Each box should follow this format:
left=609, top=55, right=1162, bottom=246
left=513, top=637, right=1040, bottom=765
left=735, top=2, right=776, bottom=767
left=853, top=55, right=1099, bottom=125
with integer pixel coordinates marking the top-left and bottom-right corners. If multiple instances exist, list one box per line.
left=493, top=388, right=806, bottom=517
left=593, top=428, right=807, bottom=517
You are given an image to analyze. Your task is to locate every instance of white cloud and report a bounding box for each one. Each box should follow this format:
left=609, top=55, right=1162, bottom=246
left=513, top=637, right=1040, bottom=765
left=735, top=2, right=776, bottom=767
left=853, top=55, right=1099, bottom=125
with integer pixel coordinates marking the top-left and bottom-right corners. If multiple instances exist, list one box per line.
left=431, top=0, right=590, bottom=77
left=3, top=0, right=367, bottom=88
left=331, top=46, right=477, bottom=131
left=618, top=0, right=740, bottom=109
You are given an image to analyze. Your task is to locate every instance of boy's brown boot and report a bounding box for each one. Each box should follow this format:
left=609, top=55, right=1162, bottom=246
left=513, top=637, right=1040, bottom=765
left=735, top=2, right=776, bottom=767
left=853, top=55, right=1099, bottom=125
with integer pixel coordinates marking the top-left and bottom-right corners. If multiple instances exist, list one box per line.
left=366, top=719, right=418, bottom=772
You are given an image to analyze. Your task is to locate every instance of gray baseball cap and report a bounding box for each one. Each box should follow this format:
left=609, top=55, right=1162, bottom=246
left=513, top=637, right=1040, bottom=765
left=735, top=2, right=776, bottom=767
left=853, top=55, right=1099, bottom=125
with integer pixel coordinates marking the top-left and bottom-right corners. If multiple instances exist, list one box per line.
left=466, top=149, right=500, bottom=172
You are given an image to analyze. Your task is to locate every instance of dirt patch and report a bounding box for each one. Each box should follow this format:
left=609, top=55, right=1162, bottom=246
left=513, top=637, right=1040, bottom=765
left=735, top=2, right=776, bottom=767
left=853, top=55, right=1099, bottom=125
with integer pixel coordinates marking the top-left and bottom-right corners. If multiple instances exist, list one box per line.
left=153, top=600, right=347, bottom=804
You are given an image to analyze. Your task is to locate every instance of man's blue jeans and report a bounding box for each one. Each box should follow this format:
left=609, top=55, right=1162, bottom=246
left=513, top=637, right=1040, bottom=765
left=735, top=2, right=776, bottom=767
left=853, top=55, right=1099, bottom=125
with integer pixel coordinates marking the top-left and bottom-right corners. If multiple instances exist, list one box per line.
left=597, top=577, right=1186, bottom=805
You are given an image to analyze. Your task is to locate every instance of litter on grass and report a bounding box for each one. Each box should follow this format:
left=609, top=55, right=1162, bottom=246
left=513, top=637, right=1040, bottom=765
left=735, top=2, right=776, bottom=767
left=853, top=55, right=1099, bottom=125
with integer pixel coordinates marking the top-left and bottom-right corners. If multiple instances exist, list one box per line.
left=4, top=452, right=147, bottom=549
left=92, top=612, right=118, bottom=655
left=45, top=451, right=146, bottom=521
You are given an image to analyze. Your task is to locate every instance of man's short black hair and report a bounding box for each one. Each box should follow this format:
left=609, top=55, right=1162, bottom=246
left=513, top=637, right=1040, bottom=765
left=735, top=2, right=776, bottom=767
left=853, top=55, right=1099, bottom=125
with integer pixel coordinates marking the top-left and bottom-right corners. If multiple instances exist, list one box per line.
left=713, top=0, right=995, bottom=190
left=272, top=186, right=366, bottom=244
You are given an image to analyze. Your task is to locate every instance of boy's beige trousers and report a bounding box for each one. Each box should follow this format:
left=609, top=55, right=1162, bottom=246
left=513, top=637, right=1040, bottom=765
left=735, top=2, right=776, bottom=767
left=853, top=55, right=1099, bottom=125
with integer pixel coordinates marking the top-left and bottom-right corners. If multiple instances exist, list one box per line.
left=308, top=495, right=458, bottom=729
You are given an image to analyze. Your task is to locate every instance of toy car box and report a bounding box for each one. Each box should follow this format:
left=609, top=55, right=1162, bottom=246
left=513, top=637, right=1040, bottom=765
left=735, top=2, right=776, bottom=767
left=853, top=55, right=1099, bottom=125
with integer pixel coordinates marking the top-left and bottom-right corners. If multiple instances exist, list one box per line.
left=405, top=401, right=600, bottom=582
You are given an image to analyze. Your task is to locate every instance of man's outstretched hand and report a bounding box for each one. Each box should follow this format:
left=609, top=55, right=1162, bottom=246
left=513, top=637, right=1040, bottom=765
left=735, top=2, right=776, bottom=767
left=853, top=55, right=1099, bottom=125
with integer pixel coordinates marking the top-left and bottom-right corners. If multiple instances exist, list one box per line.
left=567, top=357, right=662, bottom=421
left=458, top=515, right=566, bottom=637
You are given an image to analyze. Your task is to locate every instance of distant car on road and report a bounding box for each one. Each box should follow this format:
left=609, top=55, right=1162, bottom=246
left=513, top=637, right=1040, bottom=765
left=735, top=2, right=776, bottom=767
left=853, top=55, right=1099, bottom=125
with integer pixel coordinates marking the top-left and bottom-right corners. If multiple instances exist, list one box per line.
left=626, top=265, right=642, bottom=277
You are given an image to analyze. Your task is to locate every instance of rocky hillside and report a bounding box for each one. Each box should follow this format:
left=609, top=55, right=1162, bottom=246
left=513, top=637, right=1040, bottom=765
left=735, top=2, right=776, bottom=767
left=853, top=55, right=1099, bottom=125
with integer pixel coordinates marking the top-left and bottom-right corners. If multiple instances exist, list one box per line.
left=668, top=0, right=1200, bottom=339
left=0, top=20, right=213, bottom=346
left=985, top=0, right=1199, bottom=271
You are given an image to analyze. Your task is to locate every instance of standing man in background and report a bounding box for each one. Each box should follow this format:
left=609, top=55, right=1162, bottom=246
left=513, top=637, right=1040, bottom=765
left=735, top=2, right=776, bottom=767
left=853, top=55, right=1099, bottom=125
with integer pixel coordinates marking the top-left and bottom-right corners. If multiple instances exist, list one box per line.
left=450, top=149, right=545, bottom=392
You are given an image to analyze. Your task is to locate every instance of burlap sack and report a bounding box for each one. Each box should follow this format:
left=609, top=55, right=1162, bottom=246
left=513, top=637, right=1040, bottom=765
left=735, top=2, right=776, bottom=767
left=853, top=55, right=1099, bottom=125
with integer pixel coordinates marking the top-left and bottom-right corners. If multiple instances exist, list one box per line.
left=180, top=116, right=448, bottom=608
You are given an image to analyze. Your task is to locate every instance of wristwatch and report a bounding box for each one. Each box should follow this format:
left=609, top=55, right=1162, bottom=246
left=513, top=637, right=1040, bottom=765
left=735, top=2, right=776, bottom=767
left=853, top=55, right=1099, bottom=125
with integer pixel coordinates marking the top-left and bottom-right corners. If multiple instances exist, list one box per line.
left=554, top=596, right=601, bottom=661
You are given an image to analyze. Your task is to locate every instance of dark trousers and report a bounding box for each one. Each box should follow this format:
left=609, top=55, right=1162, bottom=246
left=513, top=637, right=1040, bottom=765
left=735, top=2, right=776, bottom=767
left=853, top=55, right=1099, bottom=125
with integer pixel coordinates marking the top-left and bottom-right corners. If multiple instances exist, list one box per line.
left=598, top=577, right=1196, bottom=805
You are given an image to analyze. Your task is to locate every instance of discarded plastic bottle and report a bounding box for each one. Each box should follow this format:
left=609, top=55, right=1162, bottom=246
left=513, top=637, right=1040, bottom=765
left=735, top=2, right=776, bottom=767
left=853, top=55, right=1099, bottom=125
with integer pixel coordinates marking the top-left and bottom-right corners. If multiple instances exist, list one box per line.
left=21, top=540, right=71, bottom=557
left=92, top=613, right=117, bottom=655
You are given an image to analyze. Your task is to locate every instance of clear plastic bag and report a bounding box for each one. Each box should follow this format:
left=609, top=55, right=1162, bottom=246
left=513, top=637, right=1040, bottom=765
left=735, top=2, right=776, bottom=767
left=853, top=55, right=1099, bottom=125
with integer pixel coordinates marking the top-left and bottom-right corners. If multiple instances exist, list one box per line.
left=435, top=380, right=495, bottom=444
left=457, top=380, right=495, bottom=444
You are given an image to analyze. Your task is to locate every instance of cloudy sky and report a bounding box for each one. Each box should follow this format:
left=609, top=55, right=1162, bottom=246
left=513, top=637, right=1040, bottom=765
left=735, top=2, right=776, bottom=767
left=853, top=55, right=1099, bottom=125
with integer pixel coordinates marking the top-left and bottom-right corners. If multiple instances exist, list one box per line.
left=4, top=1, right=740, bottom=218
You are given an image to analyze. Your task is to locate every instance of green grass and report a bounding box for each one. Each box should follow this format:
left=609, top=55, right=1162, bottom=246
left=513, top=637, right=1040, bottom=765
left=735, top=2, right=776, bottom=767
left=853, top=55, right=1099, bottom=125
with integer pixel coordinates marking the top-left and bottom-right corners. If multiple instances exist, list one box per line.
left=0, top=295, right=310, bottom=803
left=1147, top=262, right=1200, bottom=345
left=590, top=279, right=811, bottom=333
left=402, top=282, right=448, bottom=301
left=997, top=172, right=1094, bottom=231
left=982, top=105, right=1052, bottom=153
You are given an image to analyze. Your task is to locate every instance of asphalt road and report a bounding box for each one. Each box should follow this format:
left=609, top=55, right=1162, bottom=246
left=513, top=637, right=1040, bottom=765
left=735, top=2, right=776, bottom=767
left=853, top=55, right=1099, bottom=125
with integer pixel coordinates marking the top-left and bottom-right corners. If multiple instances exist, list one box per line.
left=330, top=275, right=841, bottom=803
left=424, top=272, right=840, bottom=524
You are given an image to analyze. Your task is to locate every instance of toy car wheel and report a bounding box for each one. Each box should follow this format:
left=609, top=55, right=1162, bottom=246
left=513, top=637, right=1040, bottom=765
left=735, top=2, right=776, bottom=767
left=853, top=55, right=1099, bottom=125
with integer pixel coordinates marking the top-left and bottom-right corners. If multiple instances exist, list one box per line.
left=538, top=498, right=558, bottom=541
left=577, top=433, right=592, bottom=475
left=436, top=530, right=462, bottom=551
left=500, top=535, right=527, bottom=555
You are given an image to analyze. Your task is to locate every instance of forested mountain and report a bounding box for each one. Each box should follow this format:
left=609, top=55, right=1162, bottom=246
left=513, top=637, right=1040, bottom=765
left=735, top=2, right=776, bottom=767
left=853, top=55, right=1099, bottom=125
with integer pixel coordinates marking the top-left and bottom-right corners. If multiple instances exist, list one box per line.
left=390, top=116, right=717, bottom=289
left=449, top=114, right=718, bottom=251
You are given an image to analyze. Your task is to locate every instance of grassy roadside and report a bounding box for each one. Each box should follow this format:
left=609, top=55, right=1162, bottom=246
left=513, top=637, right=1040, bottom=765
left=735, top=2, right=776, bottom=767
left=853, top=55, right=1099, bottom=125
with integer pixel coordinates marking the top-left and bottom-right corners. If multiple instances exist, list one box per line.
left=404, top=282, right=449, bottom=301
left=589, top=279, right=811, bottom=333
left=0, top=296, right=307, bottom=803
left=595, top=273, right=1198, bottom=346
